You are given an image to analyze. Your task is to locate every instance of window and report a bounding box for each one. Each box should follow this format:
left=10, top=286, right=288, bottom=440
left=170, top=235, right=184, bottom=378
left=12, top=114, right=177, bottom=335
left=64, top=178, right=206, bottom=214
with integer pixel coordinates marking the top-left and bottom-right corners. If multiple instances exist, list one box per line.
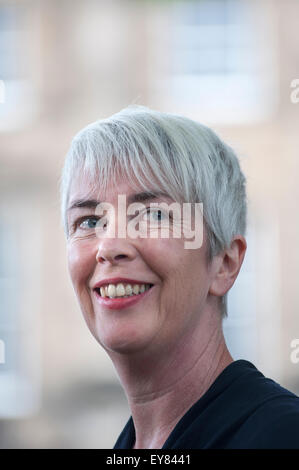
left=0, top=3, right=37, bottom=131
left=150, top=0, right=277, bottom=124
left=0, top=192, right=41, bottom=417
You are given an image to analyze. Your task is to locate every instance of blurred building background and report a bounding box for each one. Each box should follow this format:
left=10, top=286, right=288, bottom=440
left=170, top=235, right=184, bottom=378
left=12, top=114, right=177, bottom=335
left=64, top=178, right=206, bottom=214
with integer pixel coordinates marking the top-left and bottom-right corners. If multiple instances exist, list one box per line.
left=0, top=0, right=299, bottom=448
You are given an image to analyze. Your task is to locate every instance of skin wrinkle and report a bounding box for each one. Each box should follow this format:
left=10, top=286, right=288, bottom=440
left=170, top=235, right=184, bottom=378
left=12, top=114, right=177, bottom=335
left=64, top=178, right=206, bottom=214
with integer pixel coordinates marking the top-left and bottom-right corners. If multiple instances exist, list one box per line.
left=130, top=339, right=230, bottom=449
left=113, top=306, right=231, bottom=449
left=127, top=322, right=221, bottom=402
left=154, top=346, right=225, bottom=416
left=67, top=173, right=246, bottom=450
left=113, top=282, right=214, bottom=391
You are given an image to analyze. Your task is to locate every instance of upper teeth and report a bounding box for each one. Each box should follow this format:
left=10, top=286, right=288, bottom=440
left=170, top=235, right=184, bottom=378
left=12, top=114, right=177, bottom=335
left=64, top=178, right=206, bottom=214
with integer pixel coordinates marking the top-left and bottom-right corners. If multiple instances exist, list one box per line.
left=99, top=283, right=152, bottom=298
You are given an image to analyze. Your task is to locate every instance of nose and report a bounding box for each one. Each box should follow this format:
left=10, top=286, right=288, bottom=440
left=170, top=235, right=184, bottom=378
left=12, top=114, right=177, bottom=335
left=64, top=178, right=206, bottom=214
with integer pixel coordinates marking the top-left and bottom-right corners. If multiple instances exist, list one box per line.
left=95, top=203, right=137, bottom=265
left=96, top=237, right=136, bottom=265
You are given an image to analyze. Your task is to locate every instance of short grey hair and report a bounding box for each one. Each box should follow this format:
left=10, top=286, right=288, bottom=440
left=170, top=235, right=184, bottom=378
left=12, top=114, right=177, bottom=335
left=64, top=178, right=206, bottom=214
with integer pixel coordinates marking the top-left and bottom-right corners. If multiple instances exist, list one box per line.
left=60, top=105, right=247, bottom=317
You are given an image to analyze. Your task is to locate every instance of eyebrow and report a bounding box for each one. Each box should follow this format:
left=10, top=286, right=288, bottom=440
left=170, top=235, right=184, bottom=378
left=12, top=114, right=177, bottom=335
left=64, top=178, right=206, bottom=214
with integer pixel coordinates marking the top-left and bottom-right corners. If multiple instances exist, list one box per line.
left=67, top=191, right=172, bottom=211
left=67, top=199, right=99, bottom=211
left=127, top=191, right=172, bottom=204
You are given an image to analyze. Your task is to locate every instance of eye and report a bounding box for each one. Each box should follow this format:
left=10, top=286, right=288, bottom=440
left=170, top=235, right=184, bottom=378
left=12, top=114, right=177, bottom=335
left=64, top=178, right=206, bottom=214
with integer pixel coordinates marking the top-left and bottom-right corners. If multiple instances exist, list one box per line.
left=77, top=216, right=102, bottom=230
left=143, top=208, right=168, bottom=222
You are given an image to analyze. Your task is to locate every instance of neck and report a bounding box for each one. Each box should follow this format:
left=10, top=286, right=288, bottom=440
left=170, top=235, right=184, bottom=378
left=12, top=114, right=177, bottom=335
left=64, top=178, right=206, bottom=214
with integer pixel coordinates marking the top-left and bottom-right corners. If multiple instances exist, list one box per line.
left=109, top=309, right=233, bottom=449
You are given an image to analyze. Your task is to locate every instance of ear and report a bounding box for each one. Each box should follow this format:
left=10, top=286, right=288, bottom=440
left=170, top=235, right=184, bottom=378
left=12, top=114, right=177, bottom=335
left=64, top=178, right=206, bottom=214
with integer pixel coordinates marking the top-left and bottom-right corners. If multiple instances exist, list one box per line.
left=209, top=235, right=247, bottom=297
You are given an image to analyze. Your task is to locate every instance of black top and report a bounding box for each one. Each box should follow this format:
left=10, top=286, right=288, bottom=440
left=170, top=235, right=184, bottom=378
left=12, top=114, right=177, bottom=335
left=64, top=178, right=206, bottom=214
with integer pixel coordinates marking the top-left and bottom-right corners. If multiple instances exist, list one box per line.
left=114, top=359, right=299, bottom=449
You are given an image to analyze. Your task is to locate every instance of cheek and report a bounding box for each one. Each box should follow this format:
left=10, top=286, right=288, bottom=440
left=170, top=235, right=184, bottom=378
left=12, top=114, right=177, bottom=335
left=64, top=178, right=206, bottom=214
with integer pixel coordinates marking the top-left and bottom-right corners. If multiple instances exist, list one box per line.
left=140, top=238, right=180, bottom=278
left=67, top=241, right=96, bottom=290
left=140, top=238, right=193, bottom=295
left=141, top=239, right=210, bottom=306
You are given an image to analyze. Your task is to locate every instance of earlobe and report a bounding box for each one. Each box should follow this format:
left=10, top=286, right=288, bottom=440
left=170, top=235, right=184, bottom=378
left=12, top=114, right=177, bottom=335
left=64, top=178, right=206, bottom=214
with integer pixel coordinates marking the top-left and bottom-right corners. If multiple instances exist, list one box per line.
left=209, top=236, right=247, bottom=297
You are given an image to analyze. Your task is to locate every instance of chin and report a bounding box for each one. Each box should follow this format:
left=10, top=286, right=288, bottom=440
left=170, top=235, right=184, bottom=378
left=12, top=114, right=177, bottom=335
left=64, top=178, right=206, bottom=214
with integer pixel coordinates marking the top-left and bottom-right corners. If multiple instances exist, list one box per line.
left=93, top=323, right=155, bottom=356
left=98, top=337, right=150, bottom=356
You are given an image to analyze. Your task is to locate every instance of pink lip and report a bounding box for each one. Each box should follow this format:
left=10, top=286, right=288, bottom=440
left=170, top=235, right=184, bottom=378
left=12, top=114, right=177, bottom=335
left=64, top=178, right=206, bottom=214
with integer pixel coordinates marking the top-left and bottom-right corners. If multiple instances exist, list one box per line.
left=93, top=285, right=154, bottom=310
left=93, top=277, right=153, bottom=289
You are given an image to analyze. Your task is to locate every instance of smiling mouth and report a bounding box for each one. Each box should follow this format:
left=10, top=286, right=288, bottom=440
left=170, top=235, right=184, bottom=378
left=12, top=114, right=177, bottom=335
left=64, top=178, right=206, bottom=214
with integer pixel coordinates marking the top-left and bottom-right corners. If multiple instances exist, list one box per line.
left=95, top=283, right=154, bottom=299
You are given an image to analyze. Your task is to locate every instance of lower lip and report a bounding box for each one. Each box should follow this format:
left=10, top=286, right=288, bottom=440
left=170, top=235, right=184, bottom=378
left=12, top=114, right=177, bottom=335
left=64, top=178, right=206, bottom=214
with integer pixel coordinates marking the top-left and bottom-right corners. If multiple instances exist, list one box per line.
left=93, top=286, right=154, bottom=310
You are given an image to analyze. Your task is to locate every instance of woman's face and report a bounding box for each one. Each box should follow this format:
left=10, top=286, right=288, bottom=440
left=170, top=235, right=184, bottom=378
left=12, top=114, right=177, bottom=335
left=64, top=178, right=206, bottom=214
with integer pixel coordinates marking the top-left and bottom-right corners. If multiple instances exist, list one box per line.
left=67, top=173, right=216, bottom=358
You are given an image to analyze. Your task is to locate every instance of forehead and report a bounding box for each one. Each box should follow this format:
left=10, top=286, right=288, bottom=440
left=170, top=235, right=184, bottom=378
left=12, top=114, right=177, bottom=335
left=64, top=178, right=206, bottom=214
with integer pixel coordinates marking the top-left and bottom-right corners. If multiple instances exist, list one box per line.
left=67, top=167, right=178, bottom=208
left=68, top=172, right=135, bottom=204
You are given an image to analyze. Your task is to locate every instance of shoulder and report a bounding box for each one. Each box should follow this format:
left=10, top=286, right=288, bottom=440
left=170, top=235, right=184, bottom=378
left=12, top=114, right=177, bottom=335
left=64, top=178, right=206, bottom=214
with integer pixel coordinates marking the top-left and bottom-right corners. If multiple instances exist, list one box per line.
left=229, top=384, right=299, bottom=448
left=162, top=360, right=299, bottom=449
left=204, top=360, right=299, bottom=449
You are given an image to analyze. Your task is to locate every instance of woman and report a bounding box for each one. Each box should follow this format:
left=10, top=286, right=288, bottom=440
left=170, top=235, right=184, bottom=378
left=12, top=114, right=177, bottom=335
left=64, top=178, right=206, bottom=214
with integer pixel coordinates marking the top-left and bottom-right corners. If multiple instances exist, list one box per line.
left=61, top=106, right=299, bottom=449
